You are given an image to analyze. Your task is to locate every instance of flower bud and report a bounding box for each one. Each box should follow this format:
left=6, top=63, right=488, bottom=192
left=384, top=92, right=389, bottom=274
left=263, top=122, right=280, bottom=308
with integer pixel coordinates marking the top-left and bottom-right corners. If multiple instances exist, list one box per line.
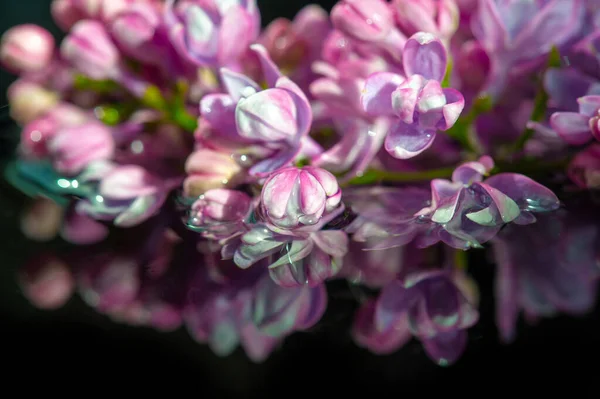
left=259, top=18, right=307, bottom=72
left=7, top=80, right=59, bottom=125
left=52, top=0, right=86, bottom=31
left=48, top=123, right=115, bottom=175
left=393, top=0, right=459, bottom=40
left=236, top=85, right=308, bottom=142
left=184, top=149, right=242, bottom=197
left=110, top=3, right=160, bottom=63
left=20, top=103, right=88, bottom=159
left=331, top=0, right=393, bottom=42
left=568, top=144, right=600, bottom=189
left=261, top=166, right=341, bottom=229
left=19, top=253, right=75, bottom=310
left=20, top=197, right=65, bottom=242
left=456, top=40, right=490, bottom=92
left=189, top=189, right=252, bottom=238
left=60, top=20, right=120, bottom=80
left=0, top=24, right=55, bottom=74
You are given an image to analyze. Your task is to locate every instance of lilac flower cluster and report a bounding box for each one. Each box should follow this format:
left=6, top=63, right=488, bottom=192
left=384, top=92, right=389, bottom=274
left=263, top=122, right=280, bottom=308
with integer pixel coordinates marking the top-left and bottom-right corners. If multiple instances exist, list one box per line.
left=4, top=0, right=600, bottom=366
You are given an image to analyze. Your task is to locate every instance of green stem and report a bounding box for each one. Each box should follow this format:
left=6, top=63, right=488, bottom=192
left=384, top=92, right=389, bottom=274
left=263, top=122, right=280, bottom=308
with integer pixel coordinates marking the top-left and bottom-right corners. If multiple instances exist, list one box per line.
left=454, top=249, right=468, bottom=271
left=444, top=96, right=492, bottom=153
left=511, top=46, right=562, bottom=153
left=344, top=166, right=454, bottom=186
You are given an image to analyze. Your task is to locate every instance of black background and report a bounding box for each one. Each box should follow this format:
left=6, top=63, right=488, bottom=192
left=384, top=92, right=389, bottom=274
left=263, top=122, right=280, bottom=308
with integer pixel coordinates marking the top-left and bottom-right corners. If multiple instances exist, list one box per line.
left=1, top=1, right=599, bottom=396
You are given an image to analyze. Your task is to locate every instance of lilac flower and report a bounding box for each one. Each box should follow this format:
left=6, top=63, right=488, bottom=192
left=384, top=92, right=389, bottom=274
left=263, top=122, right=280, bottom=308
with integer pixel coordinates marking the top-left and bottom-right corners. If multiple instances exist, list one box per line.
left=417, top=156, right=561, bottom=249
left=165, top=0, right=260, bottom=70
left=568, top=144, right=600, bottom=189
left=492, top=208, right=600, bottom=343
left=330, top=0, right=407, bottom=58
left=309, top=32, right=397, bottom=177
left=19, top=253, right=75, bottom=310
left=77, top=164, right=181, bottom=227
left=352, top=298, right=412, bottom=354
left=344, top=186, right=434, bottom=250
left=231, top=223, right=348, bottom=288
left=185, top=259, right=326, bottom=362
left=260, top=166, right=341, bottom=230
left=110, top=2, right=161, bottom=64
left=0, top=24, right=55, bottom=74
left=61, top=20, right=121, bottom=81
left=199, top=45, right=313, bottom=176
left=550, top=95, right=600, bottom=145
left=361, top=32, right=465, bottom=159
left=184, top=148, right=243, bottom=197
left=472, top=0, right=584, bottom=99
left=392, top=0, right=460, bottom=42
left=187, top=188, right=253, bottom=240
left=339, top=242, right=405, bottom=288
left=47, top=123, right=115, bottom=176
left=369, top=269, right=479, bottom=365
left=257, top=5, right=331, bottom=92
left=20, top=104, right=89, bottom=159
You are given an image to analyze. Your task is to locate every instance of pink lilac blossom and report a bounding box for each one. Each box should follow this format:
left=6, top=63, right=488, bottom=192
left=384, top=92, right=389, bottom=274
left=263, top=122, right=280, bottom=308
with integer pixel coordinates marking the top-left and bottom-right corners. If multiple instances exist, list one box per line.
left=3, top=0, right=600, bottom=366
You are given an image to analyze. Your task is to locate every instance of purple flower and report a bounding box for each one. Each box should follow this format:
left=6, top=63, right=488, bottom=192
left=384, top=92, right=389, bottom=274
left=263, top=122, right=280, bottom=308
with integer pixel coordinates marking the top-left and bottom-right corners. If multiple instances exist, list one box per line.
left=77, top=164, right=180, bottom=227
left=344, top=186, right=435, bottom=250
left=187, top=188, right=253, bottom=240
left=231, top=225, right=348, bottom=288
left=331, top=0, right=394, bottom=42
left=492, top=209, right=600, bottom=343
left=48, top=122, right=115, bottom=176
left=472, top=0, right=584, bottom=99
left=257, top=5, right=331, bottom=92
left=330, top=0, right=406, bottom=58
left=373, top=269, right=479, bottom=365
left=568, top=143, right=600, bottom=189
left=110, top=2, right=161, bottom=64
left=339, top=242, right=404, bottom=288
left=417, top=156, right=561, bottom=249
left=199, top=45, right=312, bottom=177
left=392, top=0, right=460, bottom=42
left=0, top=24, right=55, bottom=74
left=352, top=298, right=412, bottom=355
left=184, top=148, right=243, bottom=197
left=20, top=104, right=88, bottom=159
left=361, top=32, right=464, bottom=159
left=60, top=20, right=121, bottom=80
left=185, top=260, right=325, bottom=362
left=550, top=95, right=600, bottom=145
left=165, top=0, right=260, bottom=70
left=260, top=166, right=341, bottom=230
left=250, top=271, right=327, bottom=338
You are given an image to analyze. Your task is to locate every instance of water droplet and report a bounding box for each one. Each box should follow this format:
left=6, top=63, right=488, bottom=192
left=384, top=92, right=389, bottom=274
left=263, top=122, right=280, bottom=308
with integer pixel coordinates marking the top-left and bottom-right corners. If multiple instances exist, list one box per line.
left=95, top=195, right=104, bottom=203
left=71, top=180, right=79, bottom=189
left=57, top=179, right=70, bottom=188
left=30, top=130, right=42, bottom=142
left=131, top=140, right=144, bottom=154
